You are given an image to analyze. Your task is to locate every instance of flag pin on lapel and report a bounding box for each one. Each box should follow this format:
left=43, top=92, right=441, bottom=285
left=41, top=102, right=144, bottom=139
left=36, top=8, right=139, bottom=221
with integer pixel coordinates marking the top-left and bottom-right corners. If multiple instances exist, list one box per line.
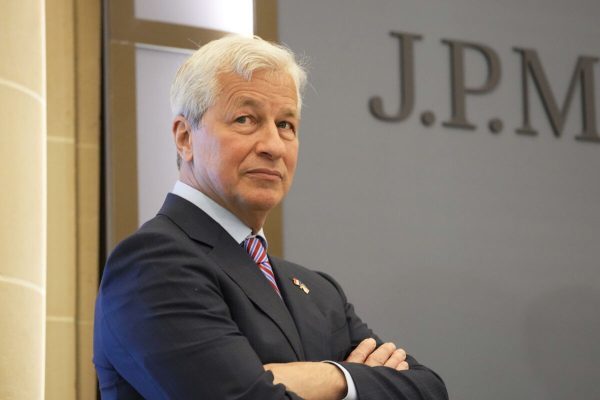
left=292, top=277, right=310, bottom=294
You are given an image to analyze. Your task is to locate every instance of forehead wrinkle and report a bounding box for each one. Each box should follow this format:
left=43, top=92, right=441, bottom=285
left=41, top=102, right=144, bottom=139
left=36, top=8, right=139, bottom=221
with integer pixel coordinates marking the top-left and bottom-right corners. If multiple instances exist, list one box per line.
left=216, top=71, right=299, bottom=117
left=231, top=96, right=264, bottom=110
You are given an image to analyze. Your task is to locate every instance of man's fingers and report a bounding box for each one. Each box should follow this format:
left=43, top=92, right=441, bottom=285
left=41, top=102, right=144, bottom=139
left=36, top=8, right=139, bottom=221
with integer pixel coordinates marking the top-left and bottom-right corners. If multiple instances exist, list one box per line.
left=364, top=342, right=397, bottom=367
left=396, top=361, right=409, bottom=371
left=346, top=340, right=410, bottom=371
left=345, top=338, right=377, bottom=363
left=383, top=348, right=407, bottom=369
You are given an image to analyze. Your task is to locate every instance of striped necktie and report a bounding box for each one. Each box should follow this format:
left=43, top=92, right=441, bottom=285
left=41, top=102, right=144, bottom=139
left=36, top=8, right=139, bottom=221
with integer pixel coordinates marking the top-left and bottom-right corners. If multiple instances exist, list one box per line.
left=243, top=236, right=282, bottom=298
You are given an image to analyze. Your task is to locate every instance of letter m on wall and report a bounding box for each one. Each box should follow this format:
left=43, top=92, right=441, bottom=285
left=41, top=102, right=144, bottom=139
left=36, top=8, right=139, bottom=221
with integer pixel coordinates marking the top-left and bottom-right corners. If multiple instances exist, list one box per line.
left=514, top=48, right=600, bottom=142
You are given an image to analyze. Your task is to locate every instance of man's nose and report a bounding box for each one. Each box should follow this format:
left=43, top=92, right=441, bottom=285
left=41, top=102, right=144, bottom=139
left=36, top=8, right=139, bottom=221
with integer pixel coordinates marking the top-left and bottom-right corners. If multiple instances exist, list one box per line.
left=255, top=122, right=286, bottom=159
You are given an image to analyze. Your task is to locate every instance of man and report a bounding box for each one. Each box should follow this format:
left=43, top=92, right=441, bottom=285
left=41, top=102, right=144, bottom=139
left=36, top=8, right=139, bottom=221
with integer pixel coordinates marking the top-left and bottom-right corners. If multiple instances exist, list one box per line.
left=94, top=35, right=448, bottom=400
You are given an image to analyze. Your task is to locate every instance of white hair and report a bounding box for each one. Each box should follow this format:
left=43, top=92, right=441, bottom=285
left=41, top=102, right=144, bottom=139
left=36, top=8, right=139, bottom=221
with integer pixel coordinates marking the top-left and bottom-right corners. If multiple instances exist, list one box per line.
left=170, top=35, right=308, bottom=129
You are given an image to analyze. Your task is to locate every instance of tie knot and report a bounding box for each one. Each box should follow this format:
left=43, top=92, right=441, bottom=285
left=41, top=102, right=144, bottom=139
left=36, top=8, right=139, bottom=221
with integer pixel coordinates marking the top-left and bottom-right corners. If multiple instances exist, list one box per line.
left=243, top=236, right=268, bottom=265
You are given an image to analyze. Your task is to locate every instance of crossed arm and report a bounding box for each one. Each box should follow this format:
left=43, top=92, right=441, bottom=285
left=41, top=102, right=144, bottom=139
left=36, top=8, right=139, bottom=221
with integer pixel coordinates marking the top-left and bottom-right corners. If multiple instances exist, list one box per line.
left=265, top=338, right=410, bottom=400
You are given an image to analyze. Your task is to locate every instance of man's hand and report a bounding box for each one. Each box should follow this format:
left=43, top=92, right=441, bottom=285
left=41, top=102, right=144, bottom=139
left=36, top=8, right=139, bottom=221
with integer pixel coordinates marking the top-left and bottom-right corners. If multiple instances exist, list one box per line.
left=263, top=339, right=409, bottom=399
left=346, top=338, right=409, bottom=371
left=264, top=362, right=347, bottom=400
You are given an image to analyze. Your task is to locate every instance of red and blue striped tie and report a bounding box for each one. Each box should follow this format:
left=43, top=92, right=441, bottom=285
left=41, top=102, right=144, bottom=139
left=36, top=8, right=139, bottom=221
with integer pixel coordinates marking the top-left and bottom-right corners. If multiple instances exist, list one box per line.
left=243, top=236, right=281, bottom=298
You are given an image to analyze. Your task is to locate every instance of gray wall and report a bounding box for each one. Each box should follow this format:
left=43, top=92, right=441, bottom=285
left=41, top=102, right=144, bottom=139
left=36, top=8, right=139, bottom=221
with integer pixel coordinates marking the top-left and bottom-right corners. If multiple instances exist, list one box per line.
left=279, top=1, right=600, bottom=399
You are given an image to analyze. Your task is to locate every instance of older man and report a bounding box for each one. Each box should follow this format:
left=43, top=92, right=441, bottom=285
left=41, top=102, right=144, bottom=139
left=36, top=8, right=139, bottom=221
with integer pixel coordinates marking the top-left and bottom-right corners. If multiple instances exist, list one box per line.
left=94, top=35, right=448, bottom=400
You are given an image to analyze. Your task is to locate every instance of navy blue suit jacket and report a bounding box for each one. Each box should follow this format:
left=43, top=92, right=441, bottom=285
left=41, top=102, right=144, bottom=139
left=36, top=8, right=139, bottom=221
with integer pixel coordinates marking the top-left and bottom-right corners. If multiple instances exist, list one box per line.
left=94, top=194, right=448, bottom=399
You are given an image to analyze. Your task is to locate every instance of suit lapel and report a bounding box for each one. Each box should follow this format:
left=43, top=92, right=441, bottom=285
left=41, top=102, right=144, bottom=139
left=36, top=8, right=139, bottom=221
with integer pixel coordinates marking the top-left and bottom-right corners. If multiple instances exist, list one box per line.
left=209, top=237, right=305, bottom=361
left=273, top=258, right=332, bottom=360
left=159, top=194, right=305, bottom=361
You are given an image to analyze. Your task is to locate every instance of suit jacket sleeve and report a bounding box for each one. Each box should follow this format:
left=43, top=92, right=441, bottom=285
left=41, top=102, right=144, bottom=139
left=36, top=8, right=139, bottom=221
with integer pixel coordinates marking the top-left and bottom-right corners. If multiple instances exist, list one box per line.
left=94, top=227, right=302, bottom=400
left=317, top=272, right=449, bottom=400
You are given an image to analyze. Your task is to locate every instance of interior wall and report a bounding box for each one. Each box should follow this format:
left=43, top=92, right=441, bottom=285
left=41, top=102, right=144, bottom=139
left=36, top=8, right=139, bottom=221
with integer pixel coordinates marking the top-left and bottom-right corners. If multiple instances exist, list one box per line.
left=45, top=0, right=101, bottom=399
left=46, top=0, right=77, bottom=397
left=0, top=1, right=46, bottom=398
left=279, top=1, right=600, bottom=399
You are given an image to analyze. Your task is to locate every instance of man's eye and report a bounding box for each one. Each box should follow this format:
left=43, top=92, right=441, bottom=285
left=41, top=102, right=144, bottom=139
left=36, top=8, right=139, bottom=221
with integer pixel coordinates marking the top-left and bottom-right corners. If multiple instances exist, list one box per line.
left=235, top=116, right=251, bottom=124
left=277, top=121, right=294, bottom=131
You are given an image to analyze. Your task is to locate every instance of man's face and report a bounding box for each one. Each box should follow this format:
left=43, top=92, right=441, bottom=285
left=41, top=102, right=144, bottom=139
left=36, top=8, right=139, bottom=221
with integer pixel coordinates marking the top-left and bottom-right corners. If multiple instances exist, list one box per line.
left=188, top=70, right=299, bottom=222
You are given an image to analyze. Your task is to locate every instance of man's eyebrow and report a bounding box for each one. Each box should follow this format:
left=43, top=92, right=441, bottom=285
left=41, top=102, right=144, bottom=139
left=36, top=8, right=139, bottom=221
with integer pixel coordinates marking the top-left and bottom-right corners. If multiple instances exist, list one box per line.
left=230, top=97, right=299, bottom=118
left=280, top=108, right=299, bottom=119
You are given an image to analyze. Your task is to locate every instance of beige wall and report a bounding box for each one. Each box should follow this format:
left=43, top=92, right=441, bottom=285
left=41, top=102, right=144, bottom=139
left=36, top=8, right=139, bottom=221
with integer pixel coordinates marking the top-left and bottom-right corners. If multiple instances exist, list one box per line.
left=0, top=0, right=47, bottom=398
left=45, top=0, right=101, bottom=399
left=46, top=0, right=77, bottom=397
left=1, top=1, right=100, bottom=399
left=72, top=1, right=102, bottom=397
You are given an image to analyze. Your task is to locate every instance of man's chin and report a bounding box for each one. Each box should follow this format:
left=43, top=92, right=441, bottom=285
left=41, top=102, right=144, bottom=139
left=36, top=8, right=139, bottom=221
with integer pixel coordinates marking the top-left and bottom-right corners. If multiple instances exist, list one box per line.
left=242, top=192, right=284, bottom=213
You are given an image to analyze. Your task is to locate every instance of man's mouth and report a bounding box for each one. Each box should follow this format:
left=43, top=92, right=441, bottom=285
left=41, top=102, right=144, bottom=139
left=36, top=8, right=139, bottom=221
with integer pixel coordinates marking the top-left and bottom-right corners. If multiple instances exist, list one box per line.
left=246, top=168, right=283, bottom=180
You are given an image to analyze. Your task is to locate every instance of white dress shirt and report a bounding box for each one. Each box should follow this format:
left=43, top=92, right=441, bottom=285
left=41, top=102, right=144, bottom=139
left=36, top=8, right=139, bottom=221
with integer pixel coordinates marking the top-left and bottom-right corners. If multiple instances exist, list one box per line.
left=171, top=181, right=358, bottom=400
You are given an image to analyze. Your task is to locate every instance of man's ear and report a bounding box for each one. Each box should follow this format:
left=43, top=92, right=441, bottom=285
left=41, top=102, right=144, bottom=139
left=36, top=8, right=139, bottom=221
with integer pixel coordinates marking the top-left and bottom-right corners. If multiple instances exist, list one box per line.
left=172, top=115, right=194, bottom=163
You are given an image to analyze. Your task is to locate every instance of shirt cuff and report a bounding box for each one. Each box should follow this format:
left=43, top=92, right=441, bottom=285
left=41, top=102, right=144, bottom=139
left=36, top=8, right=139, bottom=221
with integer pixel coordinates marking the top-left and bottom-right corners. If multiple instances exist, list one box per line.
left=323, top=361, right=358, bottom=400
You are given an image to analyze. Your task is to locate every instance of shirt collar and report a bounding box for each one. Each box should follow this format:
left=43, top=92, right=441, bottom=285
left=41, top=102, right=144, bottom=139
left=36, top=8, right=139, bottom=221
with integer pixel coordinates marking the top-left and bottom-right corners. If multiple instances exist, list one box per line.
left=171, top=181, right=267, bottom=247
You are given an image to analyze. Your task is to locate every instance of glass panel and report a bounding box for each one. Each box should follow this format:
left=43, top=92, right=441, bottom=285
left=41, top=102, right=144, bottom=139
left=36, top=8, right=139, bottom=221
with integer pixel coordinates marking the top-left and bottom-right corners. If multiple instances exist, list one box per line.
left=134, top=0, right=253, bottom=35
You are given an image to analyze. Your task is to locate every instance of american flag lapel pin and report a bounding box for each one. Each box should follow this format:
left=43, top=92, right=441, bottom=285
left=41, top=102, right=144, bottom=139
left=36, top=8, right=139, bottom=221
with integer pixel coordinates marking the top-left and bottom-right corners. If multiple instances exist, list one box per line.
left=291, top=277, right=310, bottom=294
